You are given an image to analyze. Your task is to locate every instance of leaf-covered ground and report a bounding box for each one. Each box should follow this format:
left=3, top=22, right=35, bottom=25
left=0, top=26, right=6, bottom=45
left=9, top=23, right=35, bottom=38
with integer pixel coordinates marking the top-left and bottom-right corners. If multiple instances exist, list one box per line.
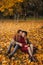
left=0, top=20, right=43, bottom=65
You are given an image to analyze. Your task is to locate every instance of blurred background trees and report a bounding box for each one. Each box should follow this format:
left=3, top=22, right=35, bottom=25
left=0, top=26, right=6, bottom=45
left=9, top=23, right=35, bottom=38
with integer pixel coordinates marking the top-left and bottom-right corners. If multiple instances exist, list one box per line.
left=0, top=0, right=43, bottom=19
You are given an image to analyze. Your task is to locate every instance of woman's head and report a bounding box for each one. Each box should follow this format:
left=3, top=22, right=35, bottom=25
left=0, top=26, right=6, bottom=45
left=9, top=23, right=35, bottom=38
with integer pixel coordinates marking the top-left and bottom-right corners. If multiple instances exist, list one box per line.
left=22, top=31, right=27, bottom=38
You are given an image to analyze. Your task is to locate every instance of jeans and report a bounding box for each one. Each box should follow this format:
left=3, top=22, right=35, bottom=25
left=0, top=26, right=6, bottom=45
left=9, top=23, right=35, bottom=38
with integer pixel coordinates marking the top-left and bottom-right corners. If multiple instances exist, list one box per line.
left=7, top=40, right=19, bottom=57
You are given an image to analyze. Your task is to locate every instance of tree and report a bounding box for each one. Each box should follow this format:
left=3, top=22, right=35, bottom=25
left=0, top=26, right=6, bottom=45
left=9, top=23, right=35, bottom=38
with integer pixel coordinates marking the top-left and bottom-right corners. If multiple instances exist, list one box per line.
left=0, top=0, right=43, bottom=18
left=0, top=0, right=23, bottom=17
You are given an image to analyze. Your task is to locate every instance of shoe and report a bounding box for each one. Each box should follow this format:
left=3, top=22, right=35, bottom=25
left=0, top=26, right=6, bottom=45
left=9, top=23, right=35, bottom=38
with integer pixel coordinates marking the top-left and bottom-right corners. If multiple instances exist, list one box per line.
left=6, top=51, right=10, bottom=55
left=30, top=57, right=38, bottom=62
left=8, top=54, right=12, bottom=59
left=5, top=53, right=8, bottom=56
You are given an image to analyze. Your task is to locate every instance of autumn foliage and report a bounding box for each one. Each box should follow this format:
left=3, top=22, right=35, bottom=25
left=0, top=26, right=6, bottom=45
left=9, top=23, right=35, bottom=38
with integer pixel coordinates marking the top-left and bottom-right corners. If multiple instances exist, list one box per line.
left=0, top=0, right=23, bottom=16
left=0, top=20, right=43, bottom=65
left=0, top=0, right=43, bottom=17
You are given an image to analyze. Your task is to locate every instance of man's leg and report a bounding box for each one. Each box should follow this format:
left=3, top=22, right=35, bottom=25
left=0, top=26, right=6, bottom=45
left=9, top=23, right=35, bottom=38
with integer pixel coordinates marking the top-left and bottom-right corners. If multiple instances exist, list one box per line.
left=7, top=43, right=12, bottom=54
left=7, top=39, right=15, bottom=54
left=8, top=41, right=22, bottom=58
left=8, top=44, right=19, bottom=58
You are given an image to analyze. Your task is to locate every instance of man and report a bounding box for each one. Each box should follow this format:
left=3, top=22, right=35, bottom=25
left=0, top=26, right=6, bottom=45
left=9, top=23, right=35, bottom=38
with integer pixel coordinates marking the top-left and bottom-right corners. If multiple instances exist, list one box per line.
left=6, top=30, right=22, bottom=58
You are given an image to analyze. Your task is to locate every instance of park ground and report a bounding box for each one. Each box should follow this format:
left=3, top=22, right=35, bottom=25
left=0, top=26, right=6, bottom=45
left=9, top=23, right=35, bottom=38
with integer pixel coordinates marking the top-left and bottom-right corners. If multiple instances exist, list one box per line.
left=0, top=20, right=43, bottom=65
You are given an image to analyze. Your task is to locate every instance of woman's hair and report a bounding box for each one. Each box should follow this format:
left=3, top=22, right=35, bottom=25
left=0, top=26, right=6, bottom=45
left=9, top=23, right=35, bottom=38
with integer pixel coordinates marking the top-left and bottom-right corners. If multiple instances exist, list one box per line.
left=22, top=31, right=27, bottom=36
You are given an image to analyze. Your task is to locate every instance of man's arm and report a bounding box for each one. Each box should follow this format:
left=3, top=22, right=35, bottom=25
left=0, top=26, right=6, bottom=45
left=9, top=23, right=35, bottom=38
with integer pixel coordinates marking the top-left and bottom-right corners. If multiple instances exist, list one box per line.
left=11, top=39, right=22, bottom=47
left=10, top=39, right=16, bottom=45
left=13, top=35, right=22, bottom=47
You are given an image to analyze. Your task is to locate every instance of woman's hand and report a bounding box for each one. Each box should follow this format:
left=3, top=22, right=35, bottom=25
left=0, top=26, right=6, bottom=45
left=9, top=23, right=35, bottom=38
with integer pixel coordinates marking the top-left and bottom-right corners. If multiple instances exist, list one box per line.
left=19, top=44, right=22, bottom=47
left=16, top=42, right=22, bottom=47
left=25, top=45, right=28, bottom=47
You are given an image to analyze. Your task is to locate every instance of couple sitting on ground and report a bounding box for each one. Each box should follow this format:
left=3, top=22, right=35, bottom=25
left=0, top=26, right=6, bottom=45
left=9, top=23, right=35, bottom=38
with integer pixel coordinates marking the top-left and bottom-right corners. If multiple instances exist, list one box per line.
left=6, top=30, right=37, bottom=62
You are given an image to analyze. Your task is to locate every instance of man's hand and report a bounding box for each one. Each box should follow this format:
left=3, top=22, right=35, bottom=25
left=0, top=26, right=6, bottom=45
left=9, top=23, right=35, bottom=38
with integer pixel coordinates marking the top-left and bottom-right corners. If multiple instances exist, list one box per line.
left=28, top=44, right=30, bottom=47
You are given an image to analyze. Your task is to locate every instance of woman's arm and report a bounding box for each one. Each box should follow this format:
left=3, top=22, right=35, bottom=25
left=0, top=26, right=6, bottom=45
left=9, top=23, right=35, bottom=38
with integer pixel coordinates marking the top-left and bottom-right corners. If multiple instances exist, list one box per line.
left=16, top=42, right=22, bottom=47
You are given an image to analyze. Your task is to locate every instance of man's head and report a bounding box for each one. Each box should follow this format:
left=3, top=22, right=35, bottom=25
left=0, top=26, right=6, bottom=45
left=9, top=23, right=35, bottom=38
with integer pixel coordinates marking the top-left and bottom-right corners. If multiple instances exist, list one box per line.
left=17, top=30, right=22, bottom=36
left=22, top=31, right=27, bottom=38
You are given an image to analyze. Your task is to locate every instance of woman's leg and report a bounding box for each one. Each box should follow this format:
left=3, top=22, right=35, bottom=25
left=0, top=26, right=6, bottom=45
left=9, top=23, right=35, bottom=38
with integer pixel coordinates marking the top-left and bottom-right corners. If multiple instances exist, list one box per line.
left=27, top=47, right=36, bottom=62
left=28, top=47, right=32, bottom=57
left=30, top=44, right=33, bottom=54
